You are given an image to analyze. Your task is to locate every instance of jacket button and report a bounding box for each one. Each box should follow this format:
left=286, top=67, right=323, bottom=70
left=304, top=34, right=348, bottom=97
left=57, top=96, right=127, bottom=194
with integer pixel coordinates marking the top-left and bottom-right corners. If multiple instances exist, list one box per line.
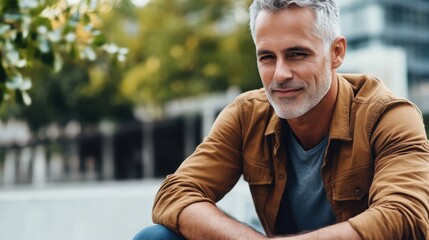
left=354, top=188, right=362, bottom=196
left=278, top=173, right=285, bottom=180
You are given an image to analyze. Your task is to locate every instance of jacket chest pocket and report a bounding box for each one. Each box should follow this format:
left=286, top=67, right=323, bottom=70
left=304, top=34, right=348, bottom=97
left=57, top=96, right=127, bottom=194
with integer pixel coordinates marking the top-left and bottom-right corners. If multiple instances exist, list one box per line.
left=243, top=161, right=274, bottom=202
left=243, top=160, right=274, bottom=212
left=243, top=160, right=273, bottom=185
left=331, top=165, right=373, bottom=220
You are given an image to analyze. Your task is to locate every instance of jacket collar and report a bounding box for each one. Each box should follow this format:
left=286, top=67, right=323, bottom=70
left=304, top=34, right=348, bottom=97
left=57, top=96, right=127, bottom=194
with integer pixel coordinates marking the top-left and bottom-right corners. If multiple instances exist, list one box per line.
left=263, top=74, right=353, bottom=141
left=265, top=109, right=283, bottom=136
left=329, top=74, right=353, bottom=141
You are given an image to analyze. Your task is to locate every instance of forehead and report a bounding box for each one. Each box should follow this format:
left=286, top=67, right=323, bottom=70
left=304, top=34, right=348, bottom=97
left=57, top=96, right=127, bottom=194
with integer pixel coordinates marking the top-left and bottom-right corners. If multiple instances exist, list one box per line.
left=255, top=7, right=323, bottom=50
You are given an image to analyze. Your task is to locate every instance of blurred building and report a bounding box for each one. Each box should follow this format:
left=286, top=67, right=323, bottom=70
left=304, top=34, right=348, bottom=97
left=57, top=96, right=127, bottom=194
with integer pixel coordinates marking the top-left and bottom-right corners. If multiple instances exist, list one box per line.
left=339, top=0, right=429, bottom=113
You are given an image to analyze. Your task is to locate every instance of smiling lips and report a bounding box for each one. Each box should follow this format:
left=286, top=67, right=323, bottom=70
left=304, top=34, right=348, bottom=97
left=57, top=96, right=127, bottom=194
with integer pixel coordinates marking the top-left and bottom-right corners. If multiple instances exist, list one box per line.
left=272, top=87, right=303, bottom=98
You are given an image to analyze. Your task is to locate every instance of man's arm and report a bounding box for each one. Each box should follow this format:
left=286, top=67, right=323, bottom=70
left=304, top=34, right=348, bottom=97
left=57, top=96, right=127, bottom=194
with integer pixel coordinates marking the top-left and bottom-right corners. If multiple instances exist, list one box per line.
left=178, top=201, right=266, bottom=240
left=275, top=222, right=362, bottom=240
left=178, top=202, right=362, bottom=240
left=152, top=100, right=246, bottom=233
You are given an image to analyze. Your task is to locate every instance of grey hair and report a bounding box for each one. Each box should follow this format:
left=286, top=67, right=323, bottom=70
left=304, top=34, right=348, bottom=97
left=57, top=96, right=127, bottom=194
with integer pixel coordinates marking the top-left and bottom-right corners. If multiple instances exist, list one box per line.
left=249, top=0, right=340, bottom=47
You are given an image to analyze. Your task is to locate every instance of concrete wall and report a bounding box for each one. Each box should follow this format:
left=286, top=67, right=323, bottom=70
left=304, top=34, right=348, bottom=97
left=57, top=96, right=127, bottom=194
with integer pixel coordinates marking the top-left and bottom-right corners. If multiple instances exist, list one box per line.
left=0, top=179, right=261, bottom=240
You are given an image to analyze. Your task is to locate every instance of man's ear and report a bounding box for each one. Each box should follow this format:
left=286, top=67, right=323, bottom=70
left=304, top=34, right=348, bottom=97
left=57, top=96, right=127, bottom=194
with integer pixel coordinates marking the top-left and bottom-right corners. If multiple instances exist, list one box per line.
left=331, top=36, right=347, bottom=69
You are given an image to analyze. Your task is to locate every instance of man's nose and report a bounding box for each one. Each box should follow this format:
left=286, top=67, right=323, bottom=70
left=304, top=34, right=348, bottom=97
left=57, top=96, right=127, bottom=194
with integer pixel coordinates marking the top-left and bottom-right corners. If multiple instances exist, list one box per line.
left=273, top=59, right=293, bottom=82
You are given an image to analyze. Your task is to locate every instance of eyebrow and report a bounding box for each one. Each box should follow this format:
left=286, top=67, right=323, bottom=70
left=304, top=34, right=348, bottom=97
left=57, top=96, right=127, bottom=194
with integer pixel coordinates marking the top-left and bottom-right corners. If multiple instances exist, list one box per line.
left=256, top=49, right=272, bottom=56
left=256, top=46, right=313, bottom=56
left=287, top=46, right=312, bottom=52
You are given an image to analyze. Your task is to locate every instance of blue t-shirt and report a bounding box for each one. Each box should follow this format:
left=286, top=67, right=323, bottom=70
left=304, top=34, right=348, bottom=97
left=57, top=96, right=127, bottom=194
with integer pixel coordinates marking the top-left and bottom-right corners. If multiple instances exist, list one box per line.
left=276, top=131, right=336, bottom=235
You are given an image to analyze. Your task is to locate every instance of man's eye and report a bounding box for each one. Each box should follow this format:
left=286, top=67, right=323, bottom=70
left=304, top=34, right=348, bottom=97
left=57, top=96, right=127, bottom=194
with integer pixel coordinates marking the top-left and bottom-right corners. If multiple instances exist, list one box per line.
left=259, top=55, right=274, bottom=62
left=288, top=52, right=308, bottom=59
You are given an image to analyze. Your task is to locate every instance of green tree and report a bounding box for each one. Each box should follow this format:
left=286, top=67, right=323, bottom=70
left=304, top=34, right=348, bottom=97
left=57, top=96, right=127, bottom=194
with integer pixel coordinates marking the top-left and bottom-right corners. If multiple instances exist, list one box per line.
left=114, top=0, right=260, bottom=116
left=1, top=0, right=262, bottom=129
left=0, top=0, right=132, bottom=130
left=0, top=0, right=126, bottom=107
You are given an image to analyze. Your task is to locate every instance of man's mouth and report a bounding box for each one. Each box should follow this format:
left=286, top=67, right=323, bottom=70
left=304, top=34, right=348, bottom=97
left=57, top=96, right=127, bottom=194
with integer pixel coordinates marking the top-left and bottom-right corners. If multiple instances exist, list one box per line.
left=272, top=88, right=303, bottom=97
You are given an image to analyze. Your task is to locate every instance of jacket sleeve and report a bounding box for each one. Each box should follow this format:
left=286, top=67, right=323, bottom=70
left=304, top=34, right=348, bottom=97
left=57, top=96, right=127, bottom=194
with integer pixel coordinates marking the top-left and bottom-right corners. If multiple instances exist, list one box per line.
left=348, top=102, right=429, bottom=239
left=151, top=100, right=245, bottom=234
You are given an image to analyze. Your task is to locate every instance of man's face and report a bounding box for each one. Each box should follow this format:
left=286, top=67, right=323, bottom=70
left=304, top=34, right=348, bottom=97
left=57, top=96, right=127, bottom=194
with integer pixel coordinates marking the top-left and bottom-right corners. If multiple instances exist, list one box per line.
left=255, top=7, right=333, bottom=119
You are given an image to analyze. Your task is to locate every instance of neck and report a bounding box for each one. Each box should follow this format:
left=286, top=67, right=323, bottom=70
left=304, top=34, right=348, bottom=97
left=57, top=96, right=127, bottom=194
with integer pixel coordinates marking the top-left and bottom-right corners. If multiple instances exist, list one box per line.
left=287, top=75, right=338, bottom=150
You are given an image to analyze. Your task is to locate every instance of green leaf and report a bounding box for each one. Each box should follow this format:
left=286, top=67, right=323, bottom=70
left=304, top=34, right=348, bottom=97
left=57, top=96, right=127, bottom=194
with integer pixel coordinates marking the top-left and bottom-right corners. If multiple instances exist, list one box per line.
left=83, top=13, right=91, bottom=24
left=92, top=34, right=106, bottom=47
left=28, top=5, right=47, bottom=16
left=63, top=6, right=72, bottom=16
left=30, top=16, right=53, bottom=32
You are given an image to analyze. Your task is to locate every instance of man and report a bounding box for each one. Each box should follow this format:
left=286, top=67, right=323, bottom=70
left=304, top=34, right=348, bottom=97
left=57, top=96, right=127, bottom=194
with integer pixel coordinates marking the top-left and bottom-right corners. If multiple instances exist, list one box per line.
left=134, top=0, right=429, bottom=239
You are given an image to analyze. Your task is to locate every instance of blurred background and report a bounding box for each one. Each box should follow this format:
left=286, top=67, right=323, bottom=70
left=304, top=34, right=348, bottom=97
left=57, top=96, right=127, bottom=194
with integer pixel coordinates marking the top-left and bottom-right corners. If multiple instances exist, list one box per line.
left=0, top=0, right=428, bottom=239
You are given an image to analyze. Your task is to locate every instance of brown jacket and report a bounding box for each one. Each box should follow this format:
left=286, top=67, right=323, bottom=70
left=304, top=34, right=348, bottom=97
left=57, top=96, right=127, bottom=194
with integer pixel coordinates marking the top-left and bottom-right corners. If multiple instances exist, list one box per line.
left=152, top=74, right=429, bottom=239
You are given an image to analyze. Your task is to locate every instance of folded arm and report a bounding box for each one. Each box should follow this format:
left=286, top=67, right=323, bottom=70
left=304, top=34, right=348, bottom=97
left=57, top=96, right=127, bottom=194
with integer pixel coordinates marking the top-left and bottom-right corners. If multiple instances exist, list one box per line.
left=178, top=201, right=266, bottom=240
left=274, top=222, right=361, bottom=240
left=178, top=202, right=361, bottom=240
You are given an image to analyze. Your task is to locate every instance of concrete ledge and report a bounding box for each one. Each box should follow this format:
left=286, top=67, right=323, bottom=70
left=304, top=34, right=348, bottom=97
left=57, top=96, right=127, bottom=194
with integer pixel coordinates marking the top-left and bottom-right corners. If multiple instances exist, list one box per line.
left=0, top=179, right=261, bottom=240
